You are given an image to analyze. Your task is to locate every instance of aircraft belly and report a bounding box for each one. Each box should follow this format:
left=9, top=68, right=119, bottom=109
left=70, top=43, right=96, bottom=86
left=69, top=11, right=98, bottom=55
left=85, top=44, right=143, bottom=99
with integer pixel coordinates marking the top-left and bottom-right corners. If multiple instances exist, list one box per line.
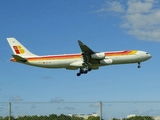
left=28, top=59, right=78, bottom=68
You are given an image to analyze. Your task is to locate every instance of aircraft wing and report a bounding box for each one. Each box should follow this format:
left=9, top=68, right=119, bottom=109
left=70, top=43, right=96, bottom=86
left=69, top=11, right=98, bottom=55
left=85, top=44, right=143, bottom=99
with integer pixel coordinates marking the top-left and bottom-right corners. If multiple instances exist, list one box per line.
left=78, top=40, right=94, bottom=54
left=78, top=40, right=95, bottom=66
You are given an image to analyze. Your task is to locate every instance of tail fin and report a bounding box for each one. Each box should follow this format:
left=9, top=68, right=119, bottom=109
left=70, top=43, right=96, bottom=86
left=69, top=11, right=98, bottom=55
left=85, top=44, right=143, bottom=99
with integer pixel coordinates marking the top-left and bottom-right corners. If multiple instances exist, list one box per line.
left=6, top=38, right=37, bottom=57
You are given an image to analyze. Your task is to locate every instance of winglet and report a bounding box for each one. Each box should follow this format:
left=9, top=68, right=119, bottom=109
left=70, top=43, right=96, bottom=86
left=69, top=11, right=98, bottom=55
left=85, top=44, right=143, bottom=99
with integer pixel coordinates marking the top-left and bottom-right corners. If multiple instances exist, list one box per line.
left=78, top=40, right=94, bottom=53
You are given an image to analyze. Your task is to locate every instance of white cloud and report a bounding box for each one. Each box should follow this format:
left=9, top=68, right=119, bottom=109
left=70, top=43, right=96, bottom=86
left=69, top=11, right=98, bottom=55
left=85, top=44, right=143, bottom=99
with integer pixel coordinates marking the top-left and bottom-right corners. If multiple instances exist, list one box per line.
left=123, top=0, right=160, bottom=41
left=56, top=106, right=76, bottom=110
left=31, top=104, right=37, bottom=109
left=127, top=0, right=153, bottom=13
left=93, top=1, right=124, bottom=13
left=9, top=96, right=23, bottom=101
left=64, top=106, right=76, bottom=110
left=107, top=1, right=125, bottom=13
left=130, top=108, right=160, bottom=116
left=93, top=0, right=160, bottom=42
left=50, top=97, right=64, bottom=102
left=89, top=102, right=100, bottom=107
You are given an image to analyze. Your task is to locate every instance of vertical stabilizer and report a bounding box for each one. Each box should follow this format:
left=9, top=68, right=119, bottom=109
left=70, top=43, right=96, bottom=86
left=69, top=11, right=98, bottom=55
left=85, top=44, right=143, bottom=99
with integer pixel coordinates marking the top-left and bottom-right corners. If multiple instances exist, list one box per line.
left=6, top=38, right=37, bottom=57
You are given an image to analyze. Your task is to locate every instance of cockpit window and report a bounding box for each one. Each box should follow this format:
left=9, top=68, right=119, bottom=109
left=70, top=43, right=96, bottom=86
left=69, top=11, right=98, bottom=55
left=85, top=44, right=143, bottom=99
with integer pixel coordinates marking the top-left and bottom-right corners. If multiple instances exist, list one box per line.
left=146, top=53, right=149, bottom=54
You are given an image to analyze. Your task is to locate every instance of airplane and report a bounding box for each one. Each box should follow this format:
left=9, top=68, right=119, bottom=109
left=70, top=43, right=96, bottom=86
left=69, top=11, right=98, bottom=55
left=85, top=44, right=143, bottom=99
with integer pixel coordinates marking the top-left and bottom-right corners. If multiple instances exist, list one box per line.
left=7, top=38, right=152, bottom=76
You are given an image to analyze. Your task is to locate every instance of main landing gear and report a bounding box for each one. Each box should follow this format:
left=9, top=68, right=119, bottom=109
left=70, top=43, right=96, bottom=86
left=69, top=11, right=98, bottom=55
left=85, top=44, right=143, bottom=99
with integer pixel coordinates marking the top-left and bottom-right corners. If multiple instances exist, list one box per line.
left=138, top=62, right=141, bottom=68
left=77, top=67, right=92, bottom=76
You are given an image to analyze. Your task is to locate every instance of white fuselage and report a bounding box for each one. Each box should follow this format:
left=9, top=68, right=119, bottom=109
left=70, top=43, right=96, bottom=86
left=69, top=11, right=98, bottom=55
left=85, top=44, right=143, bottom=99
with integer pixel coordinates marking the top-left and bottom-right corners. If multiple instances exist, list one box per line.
left=11, top=50, right=152, bottom=70
left=7, top=38, right=152, bottom=76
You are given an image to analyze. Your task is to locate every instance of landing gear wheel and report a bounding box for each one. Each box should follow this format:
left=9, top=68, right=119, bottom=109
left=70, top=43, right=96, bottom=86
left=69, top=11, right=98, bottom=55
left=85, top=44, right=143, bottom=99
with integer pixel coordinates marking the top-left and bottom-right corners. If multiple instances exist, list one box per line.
left=76, top=67, right=91, bottom=76
left=138, top=65, right=141, bottom=68
left=88, top=68, right=92, bottom=71
left=84, top=70, right=88, bottom=74
left=80, top=68, right=84, bottom=74
left=138, top=62, right=141, bottom=68
left=77, top=73, right=81, bottom=76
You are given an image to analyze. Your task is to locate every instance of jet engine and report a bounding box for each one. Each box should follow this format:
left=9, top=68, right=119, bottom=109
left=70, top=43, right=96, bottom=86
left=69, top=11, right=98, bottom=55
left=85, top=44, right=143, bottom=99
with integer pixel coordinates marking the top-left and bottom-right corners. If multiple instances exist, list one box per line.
left=100, top=59, right=113, bottom=65
left=91, top=52, right=105, bottom=59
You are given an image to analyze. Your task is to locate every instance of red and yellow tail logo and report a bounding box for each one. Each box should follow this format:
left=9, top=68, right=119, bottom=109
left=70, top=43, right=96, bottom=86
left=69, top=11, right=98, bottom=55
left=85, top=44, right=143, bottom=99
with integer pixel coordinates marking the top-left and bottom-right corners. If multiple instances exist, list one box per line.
left=13, top=46, right=25, bottom=54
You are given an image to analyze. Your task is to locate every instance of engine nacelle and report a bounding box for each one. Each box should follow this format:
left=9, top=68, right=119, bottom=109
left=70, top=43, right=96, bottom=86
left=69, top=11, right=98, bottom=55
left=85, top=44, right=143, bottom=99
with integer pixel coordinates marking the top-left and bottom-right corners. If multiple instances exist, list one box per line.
left=91, top=52, right=105, bottom=59
left=100, top=59, right=113, bottom=65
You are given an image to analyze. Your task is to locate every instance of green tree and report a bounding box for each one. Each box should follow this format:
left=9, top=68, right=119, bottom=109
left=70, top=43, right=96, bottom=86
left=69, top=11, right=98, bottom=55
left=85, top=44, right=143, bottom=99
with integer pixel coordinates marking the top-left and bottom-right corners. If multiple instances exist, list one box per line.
left=0, top=116, right=3, bottom=120
left=57, top=114, right=71, bottom=120
left=49, top=114, right=58, bottom=119
left=87, top=116, right=100, bottom=120
left=112, top=118, right=120, bottom=120
left=71, top=116, right=85, bottom=120
left=3, top=116, right=15, bottom=120
left=41, top=115, right=49, bottom=120
left=127, top=116, right=154, bottom=120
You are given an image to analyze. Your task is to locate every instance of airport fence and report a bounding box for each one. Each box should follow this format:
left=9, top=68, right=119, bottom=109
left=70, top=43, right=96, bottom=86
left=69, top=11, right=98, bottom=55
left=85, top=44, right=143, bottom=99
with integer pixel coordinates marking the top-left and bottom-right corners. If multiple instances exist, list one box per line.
left=0, top=101, right=160, bottom=120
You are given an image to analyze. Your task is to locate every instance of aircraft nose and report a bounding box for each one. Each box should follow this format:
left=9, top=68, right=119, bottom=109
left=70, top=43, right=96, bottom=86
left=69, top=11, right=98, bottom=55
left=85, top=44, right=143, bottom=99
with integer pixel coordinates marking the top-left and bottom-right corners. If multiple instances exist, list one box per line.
left=137, top=51, right=152, bottom=61
left=148, top=53, right=152, bottom=59
left=146, top=52, right=152, bottom=60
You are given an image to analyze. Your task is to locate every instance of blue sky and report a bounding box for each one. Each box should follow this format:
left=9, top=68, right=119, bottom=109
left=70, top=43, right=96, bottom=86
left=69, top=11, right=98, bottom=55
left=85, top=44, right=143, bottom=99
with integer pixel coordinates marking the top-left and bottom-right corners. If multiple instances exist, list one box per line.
left=0, top=0, right=160, bottom=105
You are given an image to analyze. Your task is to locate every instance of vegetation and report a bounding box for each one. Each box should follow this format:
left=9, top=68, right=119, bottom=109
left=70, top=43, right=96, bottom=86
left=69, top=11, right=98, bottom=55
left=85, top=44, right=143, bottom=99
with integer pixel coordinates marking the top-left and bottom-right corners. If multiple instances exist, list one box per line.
left=112, top=116, right=154, bottom=120
left=87, top=116, right=100, bottom=120
left=0, top=115, right=155, bottom=120
left=0, top=114, right=100, bottom=120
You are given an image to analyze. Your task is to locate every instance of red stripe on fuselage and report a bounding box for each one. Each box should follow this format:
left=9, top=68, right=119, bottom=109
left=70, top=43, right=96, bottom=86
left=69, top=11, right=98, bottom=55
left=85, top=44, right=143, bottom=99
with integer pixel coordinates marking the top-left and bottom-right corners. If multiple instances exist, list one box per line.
left=105, top=50, right=134, bottom=56
left=26, top=50, right=136, bottom=61
left=27, top=54, right=81, bottom=61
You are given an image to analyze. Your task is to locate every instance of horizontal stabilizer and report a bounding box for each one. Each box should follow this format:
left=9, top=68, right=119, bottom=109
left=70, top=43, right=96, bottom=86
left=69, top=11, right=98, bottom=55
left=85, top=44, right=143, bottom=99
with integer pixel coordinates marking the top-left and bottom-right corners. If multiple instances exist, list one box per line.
left=12, top=55, right=27, bottom=62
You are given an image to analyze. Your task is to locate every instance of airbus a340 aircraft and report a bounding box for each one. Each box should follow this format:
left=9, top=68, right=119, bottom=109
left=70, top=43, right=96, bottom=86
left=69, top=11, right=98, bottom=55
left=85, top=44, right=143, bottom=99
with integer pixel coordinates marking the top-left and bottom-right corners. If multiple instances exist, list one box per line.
left=7, top=38, right=152, bottom=76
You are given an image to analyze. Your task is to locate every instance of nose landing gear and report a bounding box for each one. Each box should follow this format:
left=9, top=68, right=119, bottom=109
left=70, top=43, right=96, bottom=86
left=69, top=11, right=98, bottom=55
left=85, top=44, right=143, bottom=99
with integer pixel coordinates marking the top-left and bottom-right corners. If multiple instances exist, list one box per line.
left=138, top=62, right=141, bottom=68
